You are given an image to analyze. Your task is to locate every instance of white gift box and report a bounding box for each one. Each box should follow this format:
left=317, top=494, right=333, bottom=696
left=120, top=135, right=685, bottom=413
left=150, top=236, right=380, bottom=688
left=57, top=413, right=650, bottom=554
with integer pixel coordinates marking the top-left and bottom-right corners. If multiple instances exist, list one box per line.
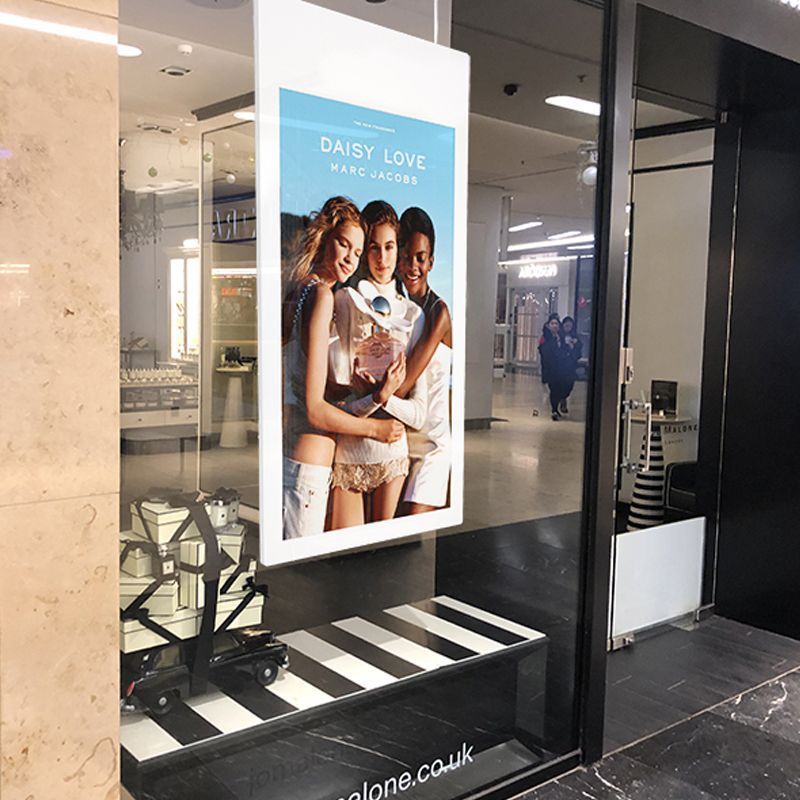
left=121, top=528, right=179, bottom=575
left=120, top=574, right=180, bottom=617
left=178, top=535, right=252, bottom=609
left=130, top=501, right=199, bottom=544
left=217, top=523, right=246, bottom=563
left=121, top=604, right=200, bottom=653
left=214, top=590, right=264, bottom=628
left=220, top=565, right=256, bottom=595
left=119, top=592, right=265, bottom=653
left=119, top=532, right=153, bottom=578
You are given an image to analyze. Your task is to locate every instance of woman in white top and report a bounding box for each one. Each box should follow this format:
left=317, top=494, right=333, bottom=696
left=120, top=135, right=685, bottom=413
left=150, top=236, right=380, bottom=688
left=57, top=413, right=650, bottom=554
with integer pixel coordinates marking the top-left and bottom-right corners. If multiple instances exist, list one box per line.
left=395, top=207, right=453, bottom=513
left=329, top=200, right=428, bottom=528
left=282, top=196, right=403, bottom=540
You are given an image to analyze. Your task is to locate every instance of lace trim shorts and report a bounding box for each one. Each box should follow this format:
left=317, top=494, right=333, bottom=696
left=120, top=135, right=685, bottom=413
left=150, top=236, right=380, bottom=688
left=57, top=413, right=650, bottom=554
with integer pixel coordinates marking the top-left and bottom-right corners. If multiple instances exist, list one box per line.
left=283, top=457, right=332, bottom=539
left=331, top=457, right=410, bottom=493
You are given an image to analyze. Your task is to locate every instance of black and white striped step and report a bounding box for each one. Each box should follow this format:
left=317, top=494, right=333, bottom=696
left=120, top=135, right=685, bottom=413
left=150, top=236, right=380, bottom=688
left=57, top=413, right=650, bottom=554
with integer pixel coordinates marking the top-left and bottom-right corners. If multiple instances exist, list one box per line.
left=121, top=595, right=546, bottom=764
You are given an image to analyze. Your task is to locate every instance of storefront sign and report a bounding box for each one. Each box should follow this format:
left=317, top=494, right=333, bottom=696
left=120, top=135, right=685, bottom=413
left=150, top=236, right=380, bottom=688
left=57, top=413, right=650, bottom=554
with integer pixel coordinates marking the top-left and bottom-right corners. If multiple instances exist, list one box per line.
left=519, top=263, right=558, bottom=279
left=256, top=0, right=468, bottom=566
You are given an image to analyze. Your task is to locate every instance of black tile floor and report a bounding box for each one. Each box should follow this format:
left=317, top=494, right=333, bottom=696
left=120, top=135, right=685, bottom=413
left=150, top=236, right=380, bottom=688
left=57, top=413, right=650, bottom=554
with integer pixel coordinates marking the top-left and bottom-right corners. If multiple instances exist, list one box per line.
left=604, top=615, right=800, bottom=753
left=524, top=618, right=800, bottom=800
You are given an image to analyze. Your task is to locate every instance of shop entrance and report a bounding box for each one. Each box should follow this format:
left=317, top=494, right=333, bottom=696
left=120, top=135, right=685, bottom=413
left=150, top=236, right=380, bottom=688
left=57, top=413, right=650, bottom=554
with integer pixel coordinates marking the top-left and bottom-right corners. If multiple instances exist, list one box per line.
left=602, top=4, right=800, bottom=754
left=608, top=98, right=716, bottom=648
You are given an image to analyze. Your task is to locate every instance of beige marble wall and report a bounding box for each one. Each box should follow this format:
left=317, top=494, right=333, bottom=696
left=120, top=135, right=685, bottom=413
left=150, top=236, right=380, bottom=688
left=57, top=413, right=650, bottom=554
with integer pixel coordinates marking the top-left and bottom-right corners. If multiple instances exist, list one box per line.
left=0, top=0, right=120, bottom=798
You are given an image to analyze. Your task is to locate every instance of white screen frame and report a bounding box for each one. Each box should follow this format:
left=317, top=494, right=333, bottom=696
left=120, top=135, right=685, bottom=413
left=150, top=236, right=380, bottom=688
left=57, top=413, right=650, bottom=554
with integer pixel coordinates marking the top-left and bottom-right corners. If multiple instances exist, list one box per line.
left=255, top=0, right=469, bottom=567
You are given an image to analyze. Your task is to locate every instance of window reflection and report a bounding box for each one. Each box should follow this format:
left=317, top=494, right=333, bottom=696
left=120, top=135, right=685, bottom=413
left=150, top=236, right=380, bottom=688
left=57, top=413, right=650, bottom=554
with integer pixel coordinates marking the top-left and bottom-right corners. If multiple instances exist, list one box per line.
left=118, top=0, right=603, bottom=794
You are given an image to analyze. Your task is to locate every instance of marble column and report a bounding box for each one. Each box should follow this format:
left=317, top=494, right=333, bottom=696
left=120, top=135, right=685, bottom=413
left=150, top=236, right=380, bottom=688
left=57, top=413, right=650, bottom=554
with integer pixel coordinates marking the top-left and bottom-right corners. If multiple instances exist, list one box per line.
left=0, top=1, right=120, bottom=798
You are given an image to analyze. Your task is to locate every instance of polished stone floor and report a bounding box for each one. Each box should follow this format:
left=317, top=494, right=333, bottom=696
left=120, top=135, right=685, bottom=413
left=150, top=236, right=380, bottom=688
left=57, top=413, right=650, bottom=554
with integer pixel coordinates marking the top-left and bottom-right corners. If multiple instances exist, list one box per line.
left=604, top=614, right=800, bottom=753
left=526, top=633, right=800, bottom=800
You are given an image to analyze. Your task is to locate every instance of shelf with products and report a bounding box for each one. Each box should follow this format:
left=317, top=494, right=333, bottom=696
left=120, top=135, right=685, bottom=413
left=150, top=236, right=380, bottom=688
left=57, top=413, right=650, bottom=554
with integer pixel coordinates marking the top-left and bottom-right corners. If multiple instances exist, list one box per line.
left=120, top=366, right=199, bottom=430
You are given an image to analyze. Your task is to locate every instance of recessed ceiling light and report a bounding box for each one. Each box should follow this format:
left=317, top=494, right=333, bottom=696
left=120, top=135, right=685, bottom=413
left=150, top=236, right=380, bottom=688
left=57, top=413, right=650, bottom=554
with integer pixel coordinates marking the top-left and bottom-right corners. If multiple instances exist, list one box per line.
left=547, top=230, right=581, bottom=240
left=509, top=221, right=543, bottom=233
left=118, top=43, right=142, bottom=57
left=545, top=95, right=601, bottom=117
left=509, top=234, right=594, bottom=252
left=233, top=111, right=255, bottom=121
left=567, top=244, right=595, bottom=251
left=161, top=65, right=191, bottom=77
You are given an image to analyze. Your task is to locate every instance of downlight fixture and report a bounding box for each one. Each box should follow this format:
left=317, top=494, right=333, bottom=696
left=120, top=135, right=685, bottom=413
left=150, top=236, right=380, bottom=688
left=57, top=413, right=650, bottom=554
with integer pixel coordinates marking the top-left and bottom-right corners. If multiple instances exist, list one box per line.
left=118, top=43, right=142, bottom=57
left=233, top=111, right=256, bottom=121
left=161, top=65, right=192, bottom=78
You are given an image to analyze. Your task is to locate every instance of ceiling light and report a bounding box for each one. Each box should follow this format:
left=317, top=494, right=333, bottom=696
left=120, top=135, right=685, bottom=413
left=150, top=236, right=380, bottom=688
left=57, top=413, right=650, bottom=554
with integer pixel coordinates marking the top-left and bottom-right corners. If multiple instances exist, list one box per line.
left=118, top=43, right=142, bottom=57
left=547, top=230, right=581, bottom=240
left=509, top=221, right=542, bottom=233
left=182, top=238, right=199, bottom=249
left=509, top=234, right=594, bottom=252
left=545, top=95, right=601, bottom=117
left=233, top=111, right=256, bottom=121
left=499, top=255, right=575, bottom=266
left=0, top=10, right=116, bottom=46
left=567, top=244, right=594, bottom=251
left=161, top=65, right=191, bottom=77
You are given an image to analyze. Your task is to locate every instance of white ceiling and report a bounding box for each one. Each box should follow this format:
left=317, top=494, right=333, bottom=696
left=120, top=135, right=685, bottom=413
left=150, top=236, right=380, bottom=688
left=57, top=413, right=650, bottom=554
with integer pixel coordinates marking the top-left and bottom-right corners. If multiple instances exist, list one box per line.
left=119, top=0, right=698, bottom=240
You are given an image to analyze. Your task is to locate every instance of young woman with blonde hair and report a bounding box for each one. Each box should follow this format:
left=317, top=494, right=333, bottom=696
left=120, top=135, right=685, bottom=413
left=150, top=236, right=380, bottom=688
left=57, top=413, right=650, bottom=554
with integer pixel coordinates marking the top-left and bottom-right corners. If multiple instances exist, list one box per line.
left=282, top=196, right=403, bottom=539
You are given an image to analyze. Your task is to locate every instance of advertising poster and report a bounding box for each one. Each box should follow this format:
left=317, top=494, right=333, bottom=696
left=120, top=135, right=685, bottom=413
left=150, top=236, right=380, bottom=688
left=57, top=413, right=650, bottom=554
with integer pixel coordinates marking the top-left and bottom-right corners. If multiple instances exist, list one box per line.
left=256, top=0, right=469, bottom=566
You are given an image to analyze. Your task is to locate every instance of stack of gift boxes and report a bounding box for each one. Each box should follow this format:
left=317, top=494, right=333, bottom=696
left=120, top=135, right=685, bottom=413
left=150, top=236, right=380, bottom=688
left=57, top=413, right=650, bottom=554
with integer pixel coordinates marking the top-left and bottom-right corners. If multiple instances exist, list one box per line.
left=120, top=495, right=262, bottom=653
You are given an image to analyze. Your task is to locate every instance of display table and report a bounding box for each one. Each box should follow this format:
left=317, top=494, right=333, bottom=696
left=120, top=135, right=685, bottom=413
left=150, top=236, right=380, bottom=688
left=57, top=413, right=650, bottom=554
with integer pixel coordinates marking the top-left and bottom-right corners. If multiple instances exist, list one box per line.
left=216, top=365, right=252, bottom=448
left=627, top=413, right=691, bottom=531
left=121, top=594, right=548, bottom=800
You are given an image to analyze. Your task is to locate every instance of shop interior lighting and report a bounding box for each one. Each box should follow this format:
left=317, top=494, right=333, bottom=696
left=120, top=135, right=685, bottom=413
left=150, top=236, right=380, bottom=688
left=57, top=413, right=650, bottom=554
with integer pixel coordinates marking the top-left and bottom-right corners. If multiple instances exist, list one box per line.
left=233, top=111, right=256, bottom=121
left=567, top=244, right=595, bottom=251
left=547, top=230, right=581, bottom=240
left=0, top=11, right=116, bottom=47
left=545, top=95, right=601, bottom=117
left=508, top=221, right=543, bottom=233
left=118, top=44, right=142, bottom=57
left=508, top=234, right=594, bottom=252
left=212, top=267, right=257, bottom=276
left=499, top=255, right=576, bottom=266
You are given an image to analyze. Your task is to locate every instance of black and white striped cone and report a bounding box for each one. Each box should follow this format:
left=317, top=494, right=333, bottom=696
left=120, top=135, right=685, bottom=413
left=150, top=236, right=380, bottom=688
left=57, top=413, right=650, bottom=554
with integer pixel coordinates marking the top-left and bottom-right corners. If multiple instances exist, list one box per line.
left=627, top=425, right=665, bottom=530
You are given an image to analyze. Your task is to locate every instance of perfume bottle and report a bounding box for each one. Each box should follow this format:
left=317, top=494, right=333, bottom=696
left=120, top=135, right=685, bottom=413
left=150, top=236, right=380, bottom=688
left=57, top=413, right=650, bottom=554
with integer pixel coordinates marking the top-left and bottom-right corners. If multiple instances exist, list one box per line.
left=354, top=324, right=405, bottom=382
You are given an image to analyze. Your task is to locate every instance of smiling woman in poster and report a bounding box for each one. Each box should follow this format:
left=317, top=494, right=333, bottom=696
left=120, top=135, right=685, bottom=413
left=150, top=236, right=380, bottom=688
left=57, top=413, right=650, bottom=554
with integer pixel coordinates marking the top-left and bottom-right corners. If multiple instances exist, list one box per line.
left=396, top=207, right=453, bottom=514
left=281, top=196, right=404, bottom=540
left=329, top=200, right=429, bottom=528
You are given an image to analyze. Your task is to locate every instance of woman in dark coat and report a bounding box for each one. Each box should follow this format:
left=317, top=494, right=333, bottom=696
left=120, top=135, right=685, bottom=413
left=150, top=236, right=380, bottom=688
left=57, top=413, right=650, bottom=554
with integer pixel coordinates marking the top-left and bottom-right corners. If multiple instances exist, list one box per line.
left=559, top=316, right=583, bottom=414
left=538, top=314, right=573, bottom=421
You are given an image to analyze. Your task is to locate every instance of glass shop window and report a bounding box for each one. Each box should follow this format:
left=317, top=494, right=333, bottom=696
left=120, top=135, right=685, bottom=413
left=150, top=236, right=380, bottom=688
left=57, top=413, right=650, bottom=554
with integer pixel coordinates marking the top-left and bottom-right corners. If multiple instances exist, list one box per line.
left=117, top=2, right=603, bottom=798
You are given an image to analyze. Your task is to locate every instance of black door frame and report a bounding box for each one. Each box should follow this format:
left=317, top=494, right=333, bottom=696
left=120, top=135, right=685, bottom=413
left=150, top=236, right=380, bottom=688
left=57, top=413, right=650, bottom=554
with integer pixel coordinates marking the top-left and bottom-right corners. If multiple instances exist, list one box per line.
left=578, top=0, right=800, bottom=766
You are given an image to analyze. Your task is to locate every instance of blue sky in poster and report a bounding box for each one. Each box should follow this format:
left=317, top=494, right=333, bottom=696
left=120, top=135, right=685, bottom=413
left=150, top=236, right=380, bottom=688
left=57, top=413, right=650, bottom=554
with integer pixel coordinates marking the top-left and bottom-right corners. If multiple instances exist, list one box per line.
left=279, top=89, right=456, bottom=311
